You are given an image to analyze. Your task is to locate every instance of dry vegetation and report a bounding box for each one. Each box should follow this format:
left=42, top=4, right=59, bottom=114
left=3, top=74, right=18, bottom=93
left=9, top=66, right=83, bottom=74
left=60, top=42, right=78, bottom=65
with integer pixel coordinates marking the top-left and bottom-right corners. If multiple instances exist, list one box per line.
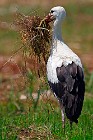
left=15, top=13, right=51, bottom=60
left=0, top=11, right=52, bottom=100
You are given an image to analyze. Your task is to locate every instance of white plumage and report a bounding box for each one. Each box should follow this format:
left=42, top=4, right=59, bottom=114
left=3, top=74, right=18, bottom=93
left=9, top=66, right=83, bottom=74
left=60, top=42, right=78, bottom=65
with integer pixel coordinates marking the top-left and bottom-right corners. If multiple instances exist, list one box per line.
left=47, top=40, right=82, bottom=83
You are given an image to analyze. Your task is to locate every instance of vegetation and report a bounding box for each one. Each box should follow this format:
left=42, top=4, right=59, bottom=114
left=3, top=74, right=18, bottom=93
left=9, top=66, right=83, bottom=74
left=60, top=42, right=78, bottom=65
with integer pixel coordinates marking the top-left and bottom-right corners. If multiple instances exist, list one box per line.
left=0, top=1, right=93, bottom=140
left=0, top=94, right=93, bottom=139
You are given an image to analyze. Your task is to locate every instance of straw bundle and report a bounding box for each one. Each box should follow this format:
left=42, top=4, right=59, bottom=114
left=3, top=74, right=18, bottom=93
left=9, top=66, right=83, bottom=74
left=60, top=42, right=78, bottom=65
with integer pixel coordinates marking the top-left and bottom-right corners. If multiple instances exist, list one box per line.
left=16, top=13, right=52, bottom=64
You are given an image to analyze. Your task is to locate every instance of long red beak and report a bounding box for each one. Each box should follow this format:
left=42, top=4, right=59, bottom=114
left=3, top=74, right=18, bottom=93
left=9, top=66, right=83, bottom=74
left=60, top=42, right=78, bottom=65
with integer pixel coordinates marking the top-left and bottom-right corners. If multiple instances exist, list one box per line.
left=45, top=13, right=55, bottom=23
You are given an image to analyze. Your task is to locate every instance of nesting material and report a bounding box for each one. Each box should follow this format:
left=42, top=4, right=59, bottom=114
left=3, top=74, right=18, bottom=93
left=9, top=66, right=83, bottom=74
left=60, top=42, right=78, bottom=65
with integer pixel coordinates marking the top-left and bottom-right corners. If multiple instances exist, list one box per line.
left=15, top=13, right=52, bottom=63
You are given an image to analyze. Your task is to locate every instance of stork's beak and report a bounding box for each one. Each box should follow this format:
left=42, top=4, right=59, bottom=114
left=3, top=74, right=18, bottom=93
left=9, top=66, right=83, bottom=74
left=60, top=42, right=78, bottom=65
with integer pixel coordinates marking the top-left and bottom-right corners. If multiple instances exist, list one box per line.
left=45, top=13, right=55, bottom=23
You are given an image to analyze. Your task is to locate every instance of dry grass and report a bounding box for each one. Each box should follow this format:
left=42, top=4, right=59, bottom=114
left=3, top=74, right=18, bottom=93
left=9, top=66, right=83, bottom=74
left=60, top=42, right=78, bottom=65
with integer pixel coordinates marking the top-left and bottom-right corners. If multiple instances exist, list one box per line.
left=14, top=12, right=52, bottom=79
left=0, top=12, right=52, bottom=100
left=18, top=125, right=55, bottom=140
left=15, top=13, right=51, bottom=59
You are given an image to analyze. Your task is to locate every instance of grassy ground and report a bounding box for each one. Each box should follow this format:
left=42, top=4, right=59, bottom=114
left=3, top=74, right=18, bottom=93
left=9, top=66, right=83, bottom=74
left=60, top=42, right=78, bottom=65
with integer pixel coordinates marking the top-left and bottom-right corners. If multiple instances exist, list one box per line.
left=0, top=94, right=93, bottom=140
left=0, top=1, right=93, bottom=140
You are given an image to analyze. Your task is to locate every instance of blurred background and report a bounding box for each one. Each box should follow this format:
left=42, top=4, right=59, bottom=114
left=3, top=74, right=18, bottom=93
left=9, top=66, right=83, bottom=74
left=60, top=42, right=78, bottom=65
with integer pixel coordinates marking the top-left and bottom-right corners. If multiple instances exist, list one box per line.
left=0, top=0, right=93, bottom=139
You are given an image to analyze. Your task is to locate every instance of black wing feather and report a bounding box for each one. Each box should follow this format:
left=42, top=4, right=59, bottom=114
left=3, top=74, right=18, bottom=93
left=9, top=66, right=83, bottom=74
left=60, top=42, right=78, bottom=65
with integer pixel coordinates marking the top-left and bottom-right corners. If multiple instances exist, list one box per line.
left=55, top=62, right=85, bottom=123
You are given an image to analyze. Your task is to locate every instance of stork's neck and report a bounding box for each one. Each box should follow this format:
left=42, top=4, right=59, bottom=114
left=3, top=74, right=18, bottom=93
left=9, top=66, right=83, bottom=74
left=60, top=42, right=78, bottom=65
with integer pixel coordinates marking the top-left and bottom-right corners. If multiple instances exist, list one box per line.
left=53, top=20, right=62, bottom=41
left=51, top=20, right=63, bottom=54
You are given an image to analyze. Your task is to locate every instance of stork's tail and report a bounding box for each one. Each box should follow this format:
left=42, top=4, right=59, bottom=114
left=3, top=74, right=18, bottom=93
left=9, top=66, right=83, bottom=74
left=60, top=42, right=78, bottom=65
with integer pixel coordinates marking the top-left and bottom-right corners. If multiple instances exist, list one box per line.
left=62, top=91, right=84, bottom=123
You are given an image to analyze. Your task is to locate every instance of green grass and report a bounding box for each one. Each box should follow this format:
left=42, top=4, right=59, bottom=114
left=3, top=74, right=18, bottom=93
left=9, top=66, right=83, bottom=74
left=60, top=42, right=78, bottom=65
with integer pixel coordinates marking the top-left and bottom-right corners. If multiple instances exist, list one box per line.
left=85, top=70, right=93, bottom=94
left=0, top=95, right=93, bottom=140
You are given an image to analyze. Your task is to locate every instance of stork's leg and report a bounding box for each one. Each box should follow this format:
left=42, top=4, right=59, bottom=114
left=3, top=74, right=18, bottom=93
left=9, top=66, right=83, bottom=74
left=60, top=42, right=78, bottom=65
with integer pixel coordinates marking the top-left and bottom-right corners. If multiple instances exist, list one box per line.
left=70, top=120, right=73, bottom=130
left=61, top=107, right=65, bottom=129
left=59, top=101, right=65, bottom=131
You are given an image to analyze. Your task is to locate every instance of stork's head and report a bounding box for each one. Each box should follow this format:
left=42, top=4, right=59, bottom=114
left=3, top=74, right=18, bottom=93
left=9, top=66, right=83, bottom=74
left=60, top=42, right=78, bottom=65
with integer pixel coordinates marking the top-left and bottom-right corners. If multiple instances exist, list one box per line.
left=46, top=6, right=66, bottom=23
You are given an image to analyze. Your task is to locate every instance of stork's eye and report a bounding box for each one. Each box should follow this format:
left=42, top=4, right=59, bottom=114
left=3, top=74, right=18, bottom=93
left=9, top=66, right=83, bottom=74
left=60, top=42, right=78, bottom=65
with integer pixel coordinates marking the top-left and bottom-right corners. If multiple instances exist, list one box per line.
left=50, top=10, right=54, bottom=13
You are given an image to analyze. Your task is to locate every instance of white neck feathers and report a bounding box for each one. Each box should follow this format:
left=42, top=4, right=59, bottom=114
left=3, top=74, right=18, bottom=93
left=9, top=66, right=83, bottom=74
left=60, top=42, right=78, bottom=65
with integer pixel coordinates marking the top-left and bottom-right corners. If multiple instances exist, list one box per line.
left=53, top=20, right=62, bottom=41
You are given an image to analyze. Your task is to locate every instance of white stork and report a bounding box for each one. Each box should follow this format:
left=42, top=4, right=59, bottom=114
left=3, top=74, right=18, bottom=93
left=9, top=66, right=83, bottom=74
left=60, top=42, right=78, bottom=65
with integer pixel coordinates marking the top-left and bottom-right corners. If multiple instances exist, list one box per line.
left=46, top=6, right=85, bottom=129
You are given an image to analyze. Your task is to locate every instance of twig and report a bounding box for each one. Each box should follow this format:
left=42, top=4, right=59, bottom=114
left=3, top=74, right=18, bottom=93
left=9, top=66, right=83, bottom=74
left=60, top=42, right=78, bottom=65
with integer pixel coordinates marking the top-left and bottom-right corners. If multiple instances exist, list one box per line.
left=36, top=27, right=50, bottom=32
left=0, top=35, right=39, bottom=71
left=0, top=46, right=23, bottom=71
left=0, top=21, right=17, bottom=31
